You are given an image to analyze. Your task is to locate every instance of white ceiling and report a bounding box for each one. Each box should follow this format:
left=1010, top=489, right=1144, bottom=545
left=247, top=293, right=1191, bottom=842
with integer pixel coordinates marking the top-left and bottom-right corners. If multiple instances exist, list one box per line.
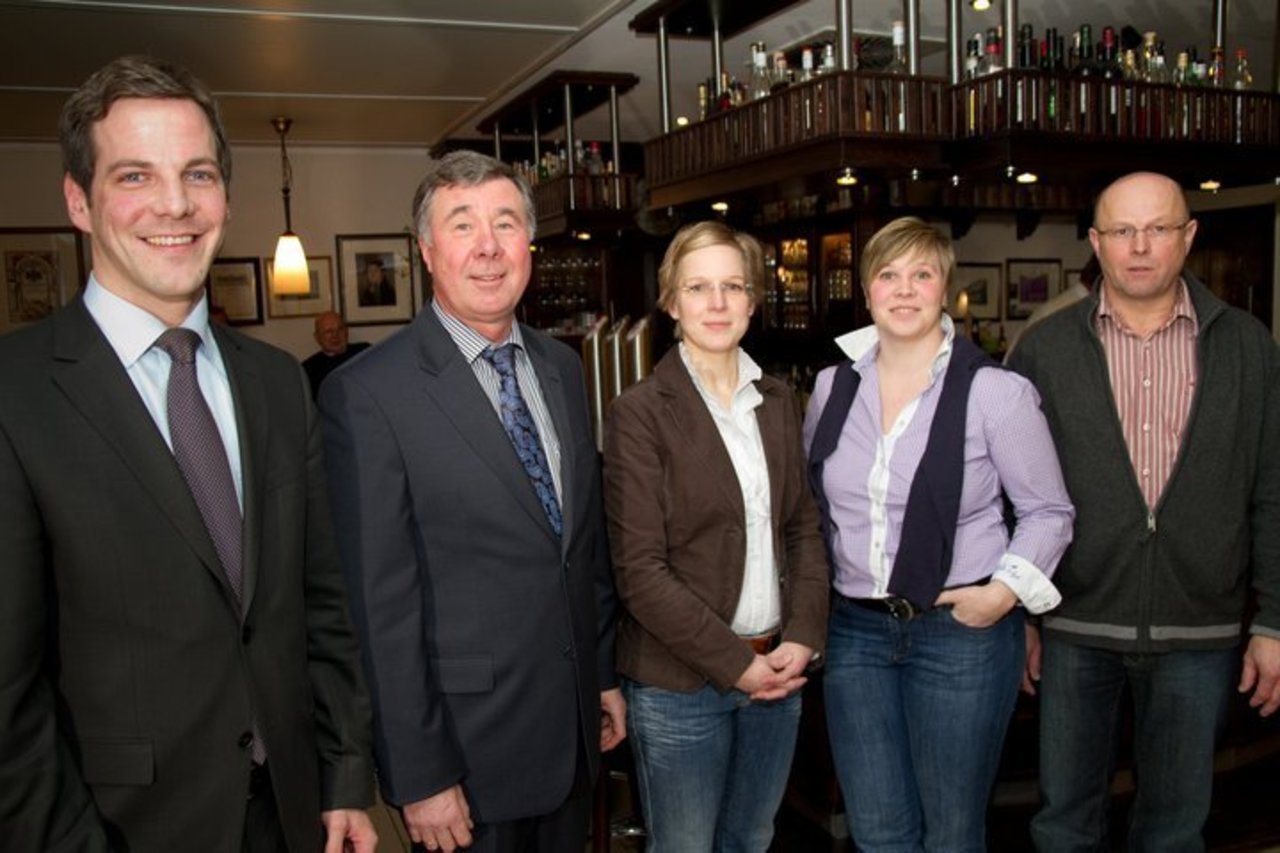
left=0, top=0, right=1273, bottom=150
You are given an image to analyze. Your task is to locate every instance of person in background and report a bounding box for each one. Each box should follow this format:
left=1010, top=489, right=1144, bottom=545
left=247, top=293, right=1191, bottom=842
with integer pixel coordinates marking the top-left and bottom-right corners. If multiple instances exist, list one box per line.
left=320, top=150, right=624, bottom=853
left=1004, top=254, right=1100, bottom=360
left=603, top=221, right=828, bottom=852
left=0, top=55, right=376, bottom=852
left=805, top=216, right=1073, bottom=852
left=1009, top=171, right=1280, bottom=851
left=302, top=310, right=369, bottom=398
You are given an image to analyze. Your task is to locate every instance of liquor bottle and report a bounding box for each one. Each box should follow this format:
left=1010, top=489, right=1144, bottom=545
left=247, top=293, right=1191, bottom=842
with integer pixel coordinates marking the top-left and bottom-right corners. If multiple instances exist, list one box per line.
left=697, top=80, right=709, bottom=120
left=820, top=42, right=836, bottom=74
left=1073, top=24, right=1094, bottom=132
left=1231, top=48, right=1253, bottom=143
left=750, top=42, right=771, bottom=101
left=1099, top=26, right=1120, bottom=133
left=973, top=31, right=987, bottom=77
left=1173, top=52, right=1191, bottom=138
left=884, top=20, right=909, bottom=133
left=1207, top=45, right=1227, bottom=88
left=586, top=142, right=604, bottom=176
left=1231, top=48, right=1253, bottom=89
left=799, top=47, right=815, bottom=83
left=771, top=51, right=791, bottom=92
left=1040, top=37, right=1058, bottom=125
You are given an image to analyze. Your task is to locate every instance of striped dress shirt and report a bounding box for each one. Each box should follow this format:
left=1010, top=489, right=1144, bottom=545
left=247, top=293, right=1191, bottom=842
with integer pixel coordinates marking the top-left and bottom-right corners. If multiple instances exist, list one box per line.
left=1095, top=281, right=1198, bottom=511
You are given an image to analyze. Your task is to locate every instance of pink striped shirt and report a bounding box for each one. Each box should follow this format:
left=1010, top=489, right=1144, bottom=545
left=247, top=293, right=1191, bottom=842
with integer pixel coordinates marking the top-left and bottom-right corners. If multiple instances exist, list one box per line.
left=1095, top=281, right=1199, bottom=510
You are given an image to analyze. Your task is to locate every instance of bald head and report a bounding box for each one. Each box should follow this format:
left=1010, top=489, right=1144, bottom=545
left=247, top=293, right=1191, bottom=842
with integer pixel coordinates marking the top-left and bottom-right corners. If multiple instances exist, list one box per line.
left=314, top=311, right=349, bottom=355
left=1094, top=172, right=1190, bottom=228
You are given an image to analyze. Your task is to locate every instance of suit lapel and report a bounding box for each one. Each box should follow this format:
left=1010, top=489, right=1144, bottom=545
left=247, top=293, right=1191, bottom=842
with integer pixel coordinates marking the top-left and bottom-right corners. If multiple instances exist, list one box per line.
left=50, top=302, right=240, bottom=609
left=655, top=351, right=745, bottom=519
left=216, top=326, right=266, bottom=614
left=414, top=311, right=559, bottom=545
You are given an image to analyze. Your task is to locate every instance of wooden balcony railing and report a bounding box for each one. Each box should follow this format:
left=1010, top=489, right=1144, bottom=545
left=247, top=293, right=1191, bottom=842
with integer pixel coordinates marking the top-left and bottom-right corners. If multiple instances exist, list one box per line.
left=532, top=172, right=637, bottom=221
left=953, top=69, right=1280, bottom=145
left=644, top=72, right=951, bottom=188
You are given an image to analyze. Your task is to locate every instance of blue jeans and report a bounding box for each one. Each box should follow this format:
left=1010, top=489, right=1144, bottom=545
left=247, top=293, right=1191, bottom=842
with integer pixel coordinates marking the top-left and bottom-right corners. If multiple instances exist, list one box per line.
left=1031, top=635, right=1236, bottom=853
left=824, top=594, right=1025, bottom=853
left=622, top=678, right=802, bottom=853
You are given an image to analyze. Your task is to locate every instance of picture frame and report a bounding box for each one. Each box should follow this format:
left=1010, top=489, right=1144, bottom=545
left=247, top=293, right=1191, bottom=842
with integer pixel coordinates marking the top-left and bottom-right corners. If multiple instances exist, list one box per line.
left=0, top=227, right=85, bottom=334
left=266, top=255, right=334, bottom=319
left=1006, top=258, right=1062, bottom=320
left=336, top=233, right=417, bottom=325
left=950, top=262, right=1002, bottom=320
left=206, top=257, right=264, bottom=326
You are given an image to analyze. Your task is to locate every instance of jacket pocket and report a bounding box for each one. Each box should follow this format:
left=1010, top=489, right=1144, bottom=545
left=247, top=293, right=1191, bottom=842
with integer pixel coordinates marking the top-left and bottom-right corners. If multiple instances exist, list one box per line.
left=78, top=739, right=154, bottom=786
left=431, top=656, right=494, bottom=694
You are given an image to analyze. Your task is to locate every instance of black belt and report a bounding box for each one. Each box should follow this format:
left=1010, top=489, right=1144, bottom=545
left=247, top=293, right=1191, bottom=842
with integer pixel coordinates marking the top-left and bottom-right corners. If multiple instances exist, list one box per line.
left=846, top=595, right=923, bottom=621
left=741, top=631, right=781, bottom=655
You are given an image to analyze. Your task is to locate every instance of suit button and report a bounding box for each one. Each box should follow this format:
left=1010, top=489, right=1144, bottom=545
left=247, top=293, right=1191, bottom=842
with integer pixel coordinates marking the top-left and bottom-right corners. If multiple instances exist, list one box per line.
left=241, top=625, right=253, bottom=644
left=238, top=731, right=254, bottom=750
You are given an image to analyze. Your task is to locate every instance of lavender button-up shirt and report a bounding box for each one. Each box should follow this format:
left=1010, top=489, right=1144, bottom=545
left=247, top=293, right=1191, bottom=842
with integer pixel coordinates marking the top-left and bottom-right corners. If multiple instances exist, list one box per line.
left=803, top=317, right=1074, bottom=613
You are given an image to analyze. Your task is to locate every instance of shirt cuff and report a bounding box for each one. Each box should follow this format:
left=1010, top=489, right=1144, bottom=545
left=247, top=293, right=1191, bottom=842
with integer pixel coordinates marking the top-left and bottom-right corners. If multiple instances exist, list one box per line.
left=993, top=553, right=1062, bottom=615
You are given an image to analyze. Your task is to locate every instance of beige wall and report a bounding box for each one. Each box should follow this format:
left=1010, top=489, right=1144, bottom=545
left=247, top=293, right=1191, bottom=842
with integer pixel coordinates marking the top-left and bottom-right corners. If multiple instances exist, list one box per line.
left=0, top=141, right=432, bottom=359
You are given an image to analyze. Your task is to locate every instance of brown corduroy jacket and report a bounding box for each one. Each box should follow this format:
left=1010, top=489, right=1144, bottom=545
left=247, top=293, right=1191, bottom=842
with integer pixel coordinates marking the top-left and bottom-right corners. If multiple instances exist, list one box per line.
left=603, top=348, right=830, bottom=692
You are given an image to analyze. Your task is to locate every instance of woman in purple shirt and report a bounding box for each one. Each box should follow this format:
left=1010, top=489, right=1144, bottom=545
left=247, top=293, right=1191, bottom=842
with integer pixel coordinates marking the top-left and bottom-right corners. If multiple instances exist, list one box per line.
left=803, top=217, right=1073, bottom=852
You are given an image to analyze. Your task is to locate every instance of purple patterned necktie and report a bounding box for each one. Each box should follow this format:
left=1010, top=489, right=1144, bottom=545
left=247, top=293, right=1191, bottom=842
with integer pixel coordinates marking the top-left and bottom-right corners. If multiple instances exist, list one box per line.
left=482, top=343, right=563, bottom=537
left=154, top=328, right=243, bottom=602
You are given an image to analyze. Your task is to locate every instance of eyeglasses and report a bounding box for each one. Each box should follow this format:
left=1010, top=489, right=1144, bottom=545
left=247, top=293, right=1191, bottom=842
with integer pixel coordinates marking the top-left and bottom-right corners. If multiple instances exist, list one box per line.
left=1094, top=222, right=1190, bottom=243
left=678, top=281, right=752, bottom=299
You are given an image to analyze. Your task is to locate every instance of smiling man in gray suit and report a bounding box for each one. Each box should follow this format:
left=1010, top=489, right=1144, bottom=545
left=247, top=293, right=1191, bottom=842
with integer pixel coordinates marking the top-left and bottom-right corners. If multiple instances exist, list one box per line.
left=0, top=56, right=375, bottom=852
left=319, top=150, right=625, bottom=853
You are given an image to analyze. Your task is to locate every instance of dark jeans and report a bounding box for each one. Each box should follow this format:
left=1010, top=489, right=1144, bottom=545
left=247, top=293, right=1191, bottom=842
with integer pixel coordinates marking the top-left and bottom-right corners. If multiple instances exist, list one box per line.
left=825, top=595, right=1024, bottom=853
left=623, top=678, right=802, bottom=852
left=1031, top=635, right=1236, bottom=853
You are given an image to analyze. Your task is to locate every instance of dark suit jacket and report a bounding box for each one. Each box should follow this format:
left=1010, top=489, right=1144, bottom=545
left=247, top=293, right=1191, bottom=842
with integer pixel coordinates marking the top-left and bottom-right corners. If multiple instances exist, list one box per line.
left=603, top=347, right=829, bottom=692
left=0, top=299, right=374, bottom=852
left=318, top=307, right=616, bottom=823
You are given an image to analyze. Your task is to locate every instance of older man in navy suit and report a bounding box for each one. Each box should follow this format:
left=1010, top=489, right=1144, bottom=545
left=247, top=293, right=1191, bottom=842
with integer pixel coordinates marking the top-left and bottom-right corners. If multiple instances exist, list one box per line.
left=320, top=150, right=624, bottom=853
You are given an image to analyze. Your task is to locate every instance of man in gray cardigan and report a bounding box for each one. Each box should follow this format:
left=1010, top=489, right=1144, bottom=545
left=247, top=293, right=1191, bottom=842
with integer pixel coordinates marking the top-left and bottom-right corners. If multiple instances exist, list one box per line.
left=1008, top=171, right=1280, bottom=852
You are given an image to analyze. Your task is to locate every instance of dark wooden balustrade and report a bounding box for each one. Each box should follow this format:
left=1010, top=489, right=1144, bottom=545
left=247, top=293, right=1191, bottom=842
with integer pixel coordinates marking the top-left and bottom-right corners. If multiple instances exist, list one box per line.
left=644, top=72, right=951, bottom=189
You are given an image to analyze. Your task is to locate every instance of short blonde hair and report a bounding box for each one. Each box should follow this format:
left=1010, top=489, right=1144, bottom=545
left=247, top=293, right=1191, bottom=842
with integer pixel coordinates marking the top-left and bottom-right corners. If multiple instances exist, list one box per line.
left=860, top=217, right=954, bottom=294
left=657, top=221, right=764, bottom=312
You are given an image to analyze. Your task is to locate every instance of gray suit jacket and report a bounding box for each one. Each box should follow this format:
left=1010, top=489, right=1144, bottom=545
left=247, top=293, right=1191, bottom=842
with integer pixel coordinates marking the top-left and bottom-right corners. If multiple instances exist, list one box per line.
left=319, top=307, right=616, bottom=823
left=0, top=298, right=374, bottom=851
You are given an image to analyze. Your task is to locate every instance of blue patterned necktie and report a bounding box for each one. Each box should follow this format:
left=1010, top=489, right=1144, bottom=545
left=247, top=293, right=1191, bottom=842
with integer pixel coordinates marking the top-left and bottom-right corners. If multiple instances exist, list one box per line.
left=482, top=343, right=563, bottom=537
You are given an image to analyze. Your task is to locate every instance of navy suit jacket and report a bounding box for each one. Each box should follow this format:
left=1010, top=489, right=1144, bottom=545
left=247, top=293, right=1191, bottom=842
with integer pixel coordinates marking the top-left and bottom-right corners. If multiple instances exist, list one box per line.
left=319, top=306, right=616, bottom=822
left=0, top=298, right=374, bottom=852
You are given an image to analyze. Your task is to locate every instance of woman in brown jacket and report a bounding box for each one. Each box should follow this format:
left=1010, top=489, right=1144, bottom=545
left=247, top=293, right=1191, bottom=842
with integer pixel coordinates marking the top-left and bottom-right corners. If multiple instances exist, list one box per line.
left=603, top=221, right=829, bottom=852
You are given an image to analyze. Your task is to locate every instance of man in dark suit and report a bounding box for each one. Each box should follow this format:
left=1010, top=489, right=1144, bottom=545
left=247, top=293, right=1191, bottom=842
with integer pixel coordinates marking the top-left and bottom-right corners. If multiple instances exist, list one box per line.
left=0, top=56, right=376, bottom=852
left=319, top=150, right=625, bottom=853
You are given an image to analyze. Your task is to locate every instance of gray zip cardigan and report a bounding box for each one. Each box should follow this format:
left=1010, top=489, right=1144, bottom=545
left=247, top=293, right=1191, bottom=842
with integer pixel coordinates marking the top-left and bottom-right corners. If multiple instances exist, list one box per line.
left=1008, top=274, right=1280, bottom=652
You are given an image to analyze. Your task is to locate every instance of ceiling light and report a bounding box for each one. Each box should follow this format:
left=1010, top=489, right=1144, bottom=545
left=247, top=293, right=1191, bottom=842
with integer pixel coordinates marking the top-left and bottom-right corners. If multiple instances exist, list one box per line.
left=971, top=0, right=992, bottom=9
left=675, top=116, right=690, bottom=127
left=710, top=201, right=729, bottom=212
left=1199, top=179, right=1222, bottom=191
left=576, top=231, right=592, bottom=241
left=910, top=168, right=922, bottom=182
left=951, top=173, right=962, bottom=187
left=270, top=117, right=310, bottom=296
left=1016, top=171, right=1038, bottom=184
left=836, top=167, right=858, bottom=186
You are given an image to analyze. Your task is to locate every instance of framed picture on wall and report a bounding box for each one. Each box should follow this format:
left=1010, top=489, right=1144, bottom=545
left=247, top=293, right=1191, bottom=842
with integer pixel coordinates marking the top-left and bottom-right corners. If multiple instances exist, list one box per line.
left=950, top=263, right=1002, bottom=320
left=206, top=257, right=264, bottom=326
left=336, top=233, right=417, bottom=325
left=1006, top=258, right=1061, bottom=320
left=266, top=255, right=334, bottom=319
left=0, top=227, right=85, bottom=334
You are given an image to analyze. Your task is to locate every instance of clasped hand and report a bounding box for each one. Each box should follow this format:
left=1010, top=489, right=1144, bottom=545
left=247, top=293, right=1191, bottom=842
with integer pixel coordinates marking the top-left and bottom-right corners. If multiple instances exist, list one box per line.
left=735, top=641, right=813, bottom=701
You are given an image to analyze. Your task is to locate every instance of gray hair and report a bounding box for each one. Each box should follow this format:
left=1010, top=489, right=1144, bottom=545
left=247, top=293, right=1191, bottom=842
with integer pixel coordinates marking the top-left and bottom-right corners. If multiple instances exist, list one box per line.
left=411, top=150, right=536, bottom=245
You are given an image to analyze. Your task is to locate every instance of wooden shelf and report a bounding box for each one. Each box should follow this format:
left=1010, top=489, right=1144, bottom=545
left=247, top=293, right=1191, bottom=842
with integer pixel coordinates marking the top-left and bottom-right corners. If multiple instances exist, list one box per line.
left=477, top=70, right=639, bottom=137
left=629, top=0, right=803, bottom=39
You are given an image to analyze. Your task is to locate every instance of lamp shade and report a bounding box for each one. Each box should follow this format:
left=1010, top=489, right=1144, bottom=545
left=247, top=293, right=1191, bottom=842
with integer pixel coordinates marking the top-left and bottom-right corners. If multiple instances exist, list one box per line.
left=272, top=232, right=311, bottom=295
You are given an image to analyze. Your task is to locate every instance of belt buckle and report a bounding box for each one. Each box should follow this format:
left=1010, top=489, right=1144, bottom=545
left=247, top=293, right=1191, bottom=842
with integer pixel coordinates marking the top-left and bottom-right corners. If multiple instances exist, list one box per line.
left=884, top=596, right=917, bottom=620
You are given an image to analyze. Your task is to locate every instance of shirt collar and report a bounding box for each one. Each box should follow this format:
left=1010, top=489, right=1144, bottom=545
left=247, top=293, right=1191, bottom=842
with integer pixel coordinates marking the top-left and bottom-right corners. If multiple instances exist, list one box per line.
left=678, top=343, right=765, bottom=410
left=431, top=299, right=523, bottom=364
left=82, top=273, right=213, bottom=368
left=1096, top=278, right=1198, bottom=336
left=833, top=313, right=956, bottom=383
